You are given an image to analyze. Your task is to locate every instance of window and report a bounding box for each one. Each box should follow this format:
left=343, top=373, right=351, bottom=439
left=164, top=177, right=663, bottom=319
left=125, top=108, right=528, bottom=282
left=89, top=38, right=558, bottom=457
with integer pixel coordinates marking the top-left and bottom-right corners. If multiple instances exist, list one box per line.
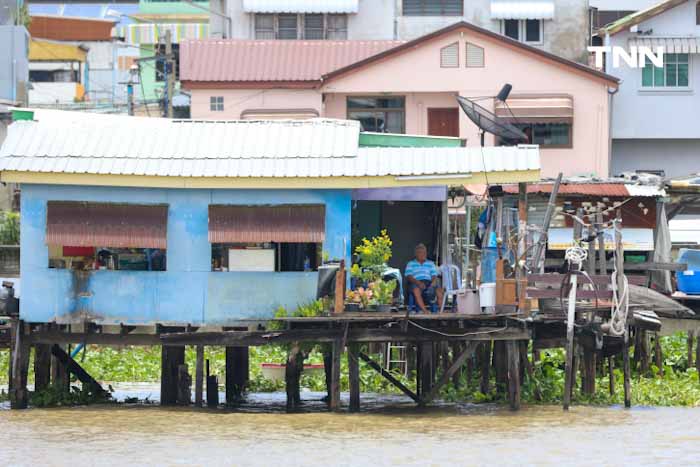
left=641, top=53, right=689, bottom=88
left=29, top=69, right=78, bottom=83
left=466, top=42, right=484, bottom=67
left=503, top=122, right=572, bottom=148
left=254, top=13, right=348, bottom=40
left=501, top=19, right=543, bottom=44
left=402, top=0, right=463, bottom=16
left=155, top=43, right=179, bottom=82
left=440, top=42, right=459, bottom=68
left=46, top=202, right=168, bottom=271
left=209, top=205, right=325, bottom=272
left=210, top=96, right=224, bottom=112
left=347, top=96, right=406, bottom=134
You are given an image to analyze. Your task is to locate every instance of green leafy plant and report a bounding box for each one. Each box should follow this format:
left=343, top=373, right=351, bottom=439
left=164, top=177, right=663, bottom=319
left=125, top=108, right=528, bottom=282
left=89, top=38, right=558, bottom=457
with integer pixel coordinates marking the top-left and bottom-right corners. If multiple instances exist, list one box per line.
left=0, top=211, right=20, bottom=245
left=369, top=279, right=397, bottom=305
left=351, top=230, right=393, bottom=283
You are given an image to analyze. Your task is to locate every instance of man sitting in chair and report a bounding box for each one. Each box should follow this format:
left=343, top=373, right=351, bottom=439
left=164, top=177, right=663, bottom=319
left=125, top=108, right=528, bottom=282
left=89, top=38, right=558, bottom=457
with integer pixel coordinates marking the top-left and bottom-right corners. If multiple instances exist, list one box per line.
left=406, top=243, right=444, bottom=313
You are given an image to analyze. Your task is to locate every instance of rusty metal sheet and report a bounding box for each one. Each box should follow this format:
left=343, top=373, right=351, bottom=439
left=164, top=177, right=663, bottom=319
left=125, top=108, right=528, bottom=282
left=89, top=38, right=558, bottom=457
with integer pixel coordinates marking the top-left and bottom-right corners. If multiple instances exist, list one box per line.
left=46, top=202, right=167, bottom=249
left=208, top=205, right=325, bottom=243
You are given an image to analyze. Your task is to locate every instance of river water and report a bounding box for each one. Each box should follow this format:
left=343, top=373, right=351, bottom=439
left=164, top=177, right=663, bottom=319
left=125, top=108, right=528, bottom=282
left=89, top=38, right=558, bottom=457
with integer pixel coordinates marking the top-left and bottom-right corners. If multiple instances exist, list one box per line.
left=2, top=388, right=699, bottom=466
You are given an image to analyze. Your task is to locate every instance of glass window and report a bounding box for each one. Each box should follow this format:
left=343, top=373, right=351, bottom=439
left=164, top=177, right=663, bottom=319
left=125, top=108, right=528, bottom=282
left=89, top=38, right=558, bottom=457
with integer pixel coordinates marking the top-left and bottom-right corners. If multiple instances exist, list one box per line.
left=278, top=14, right=298, bottom=39
left=402, top=0, right=463, bottom=16
left=327, top=14, right=348, bottom=39
left=641, top=53, right=689, bottom=88
left=304, top=14, right=324, bottom=40
left=503, top=20, right=519, bottom=40
left=525, top=19, right=541, bottom=43
left=254, top=14, right=275, bottom=39
left=347, top=96, right=405, bottom=134
left=210, top=96, right=224, bottom=112
left=508, top=122, right=571, bottom=147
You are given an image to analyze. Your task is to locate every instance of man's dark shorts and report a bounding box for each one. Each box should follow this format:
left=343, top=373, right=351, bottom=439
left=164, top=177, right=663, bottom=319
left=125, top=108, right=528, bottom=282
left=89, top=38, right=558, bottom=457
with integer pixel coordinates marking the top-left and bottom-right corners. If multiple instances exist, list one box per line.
left=409, top=279, right=436, bottom=302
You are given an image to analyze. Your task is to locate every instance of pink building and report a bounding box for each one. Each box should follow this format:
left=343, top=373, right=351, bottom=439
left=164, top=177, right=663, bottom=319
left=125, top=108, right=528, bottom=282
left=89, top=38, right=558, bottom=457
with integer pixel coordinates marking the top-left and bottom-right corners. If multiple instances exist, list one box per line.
left=181, top=22, right=618, bottom=178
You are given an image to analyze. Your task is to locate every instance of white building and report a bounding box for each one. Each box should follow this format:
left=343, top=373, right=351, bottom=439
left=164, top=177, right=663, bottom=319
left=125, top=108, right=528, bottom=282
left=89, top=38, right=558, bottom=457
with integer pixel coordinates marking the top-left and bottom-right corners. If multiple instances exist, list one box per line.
left=211, top=0, right=592, bottom=61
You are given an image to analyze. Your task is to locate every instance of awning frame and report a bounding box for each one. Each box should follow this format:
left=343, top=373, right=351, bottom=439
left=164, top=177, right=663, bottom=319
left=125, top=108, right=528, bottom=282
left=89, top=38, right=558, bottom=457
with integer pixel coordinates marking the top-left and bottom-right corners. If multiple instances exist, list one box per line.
left=490, top=0, right=555, bottom=20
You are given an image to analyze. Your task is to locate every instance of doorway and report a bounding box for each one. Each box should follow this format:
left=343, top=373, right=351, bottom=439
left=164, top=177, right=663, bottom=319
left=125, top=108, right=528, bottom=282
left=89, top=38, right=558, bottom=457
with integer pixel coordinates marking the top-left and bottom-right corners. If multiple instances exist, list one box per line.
left=427, top=108, right=459, bottom=137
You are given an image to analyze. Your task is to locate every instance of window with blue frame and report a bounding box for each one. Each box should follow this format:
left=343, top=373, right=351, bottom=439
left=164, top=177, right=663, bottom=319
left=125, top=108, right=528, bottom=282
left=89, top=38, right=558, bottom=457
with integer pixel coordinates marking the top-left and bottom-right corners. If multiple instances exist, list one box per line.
left=641, top=53, right=689, bottom=88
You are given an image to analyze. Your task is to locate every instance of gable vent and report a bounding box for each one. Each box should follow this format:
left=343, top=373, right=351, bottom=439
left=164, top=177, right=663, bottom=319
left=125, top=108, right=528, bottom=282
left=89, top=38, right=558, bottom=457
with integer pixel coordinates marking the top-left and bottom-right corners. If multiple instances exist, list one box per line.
left=440, top=42, right=459, bottom=68
left=466, top=43, right=485, bottom=68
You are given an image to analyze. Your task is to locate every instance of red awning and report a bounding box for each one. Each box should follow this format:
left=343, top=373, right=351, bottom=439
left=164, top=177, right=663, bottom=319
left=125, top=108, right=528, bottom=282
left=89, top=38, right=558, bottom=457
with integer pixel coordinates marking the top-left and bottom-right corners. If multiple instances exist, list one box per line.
left=208, top=205, right=325, bottom=243
left=46, top=202, right=168, bottom=249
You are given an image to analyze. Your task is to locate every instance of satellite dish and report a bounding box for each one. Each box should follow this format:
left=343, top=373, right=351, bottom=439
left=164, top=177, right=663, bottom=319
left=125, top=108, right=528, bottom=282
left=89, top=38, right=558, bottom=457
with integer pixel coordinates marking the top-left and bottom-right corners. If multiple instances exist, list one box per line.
left=456, top=83, right=528, bottom=146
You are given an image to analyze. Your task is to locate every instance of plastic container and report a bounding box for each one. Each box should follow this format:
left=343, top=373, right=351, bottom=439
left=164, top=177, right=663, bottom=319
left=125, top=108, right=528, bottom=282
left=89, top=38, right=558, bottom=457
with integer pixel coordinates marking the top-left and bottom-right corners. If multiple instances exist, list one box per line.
left=457, top=289, right=480, bottom=314
left=481, top=247, right=498, bottom=283
left=676, top=249, right=700, bottom=294
left=479, top=282, right=496, bottom=308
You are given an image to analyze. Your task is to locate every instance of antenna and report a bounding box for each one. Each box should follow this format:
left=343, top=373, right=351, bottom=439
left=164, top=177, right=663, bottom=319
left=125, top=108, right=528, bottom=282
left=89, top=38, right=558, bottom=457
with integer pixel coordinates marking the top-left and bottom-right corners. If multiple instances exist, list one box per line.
left=456, top=83, right=527, bottom=146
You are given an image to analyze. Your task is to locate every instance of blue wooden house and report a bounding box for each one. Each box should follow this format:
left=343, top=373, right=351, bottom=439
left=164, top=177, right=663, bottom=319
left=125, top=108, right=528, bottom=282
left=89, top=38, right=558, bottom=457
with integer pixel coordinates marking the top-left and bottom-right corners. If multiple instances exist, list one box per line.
left=0, top=112, right=540, bottom=326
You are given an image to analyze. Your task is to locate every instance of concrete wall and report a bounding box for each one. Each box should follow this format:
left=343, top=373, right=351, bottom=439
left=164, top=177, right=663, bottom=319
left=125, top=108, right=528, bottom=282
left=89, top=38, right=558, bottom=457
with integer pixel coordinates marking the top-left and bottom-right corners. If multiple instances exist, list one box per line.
left=611, top=139, right=700, bottom=178
left=29, top=82, right=80, bottom=105
left=0, top=25, right=29, bottom=103
left=190, top=88, right=322, bottom=119
left=20, top=184, right=352, bottom=325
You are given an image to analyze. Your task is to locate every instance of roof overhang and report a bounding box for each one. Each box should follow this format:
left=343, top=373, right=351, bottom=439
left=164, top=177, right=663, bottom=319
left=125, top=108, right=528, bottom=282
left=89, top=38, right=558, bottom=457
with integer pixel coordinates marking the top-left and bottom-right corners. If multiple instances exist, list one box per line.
left=600, top=0, right=687, bottom=36
left=242, top=0, right=359, bottom=14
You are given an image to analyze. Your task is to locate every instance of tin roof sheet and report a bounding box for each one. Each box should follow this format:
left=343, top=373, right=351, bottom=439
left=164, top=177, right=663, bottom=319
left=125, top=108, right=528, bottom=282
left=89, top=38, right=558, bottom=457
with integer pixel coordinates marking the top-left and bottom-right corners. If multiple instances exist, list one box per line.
left=180, top=39, right=403, bottom=82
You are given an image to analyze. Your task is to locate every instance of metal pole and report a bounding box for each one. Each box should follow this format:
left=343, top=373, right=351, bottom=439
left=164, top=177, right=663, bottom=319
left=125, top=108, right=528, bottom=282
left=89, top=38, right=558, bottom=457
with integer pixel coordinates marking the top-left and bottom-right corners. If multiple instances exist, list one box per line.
left=165, top=29, right=174, bottom=119
left=127, top=80, right=134, bottom=116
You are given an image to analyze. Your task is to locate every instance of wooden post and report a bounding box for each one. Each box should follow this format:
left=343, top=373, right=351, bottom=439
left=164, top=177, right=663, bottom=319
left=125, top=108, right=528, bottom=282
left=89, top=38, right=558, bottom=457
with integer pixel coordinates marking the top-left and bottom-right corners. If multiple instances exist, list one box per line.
left=195, top=345, right=204, bottom=407
left=608, top=356, right=615, bottom=396
left=687, top=330, right=694, bottom=370
left=348, top=344, right=360, bottom=412
left=34, top=342, right=52, bottom=392
left=516, top=182, right=528, bottom=314
left=285, top=344, right=303, bottom=412
left=226, top=346, right=249, bottom=405
left=654, top=333, right=664, bottom=377
left=597, top=211, right=606, bottom=274
left=582, top=348, right=596, bottom=395
left=161, top=345, right=185, bottom=406
left=206, top=359, right=219, bottom=408
left=10, top=320, right=30, bottom=409
left=639, top=332, right=650, bottom=376
left=531, top=172, right=562, bottom=271
left=493, top=341, right=508, bottom=393
left=615, top=215, right=631, bottom=408
left=329, top=338, right=342, bottom=411
left=176, top=364, right=191, bottom=406
left=418, top=341, right=434, bottom=398
left=51, top=326, right=70, bottom=393
left=358, top=352, right=419, bottom=402
left=506, top=340, right=521, bottom=410
left=479, top=341, right=492, bottom=394
left=421, top=342, right=477, bottom=405
left=696, top=332, right=700, bottom=382
left=334, top=260, right=346, bottom=314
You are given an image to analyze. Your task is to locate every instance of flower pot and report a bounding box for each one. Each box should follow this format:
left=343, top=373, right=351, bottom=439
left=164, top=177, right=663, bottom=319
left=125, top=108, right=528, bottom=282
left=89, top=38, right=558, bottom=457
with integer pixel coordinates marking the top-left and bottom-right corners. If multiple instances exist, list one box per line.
left=376, top=304, right=392, bottom=313
left=345, top=303, right=361, bottom=312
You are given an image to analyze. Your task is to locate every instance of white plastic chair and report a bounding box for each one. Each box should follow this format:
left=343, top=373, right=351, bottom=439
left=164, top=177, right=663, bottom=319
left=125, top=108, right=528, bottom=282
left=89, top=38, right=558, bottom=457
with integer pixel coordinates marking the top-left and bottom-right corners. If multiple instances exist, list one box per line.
left=440, top=263, right=463, bottom=312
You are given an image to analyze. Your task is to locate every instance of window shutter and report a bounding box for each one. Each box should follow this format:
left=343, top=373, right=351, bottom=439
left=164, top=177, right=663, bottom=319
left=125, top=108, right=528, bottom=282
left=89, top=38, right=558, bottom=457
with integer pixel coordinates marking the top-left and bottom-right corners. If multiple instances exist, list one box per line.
left=466, top=43, right=484, bottom=68
left=440, top=42, right=459, bottom=68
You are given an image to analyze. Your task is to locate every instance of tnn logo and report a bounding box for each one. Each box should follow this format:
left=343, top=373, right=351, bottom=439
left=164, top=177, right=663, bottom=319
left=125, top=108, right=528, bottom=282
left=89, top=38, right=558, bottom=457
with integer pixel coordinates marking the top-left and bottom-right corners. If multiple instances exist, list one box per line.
left=587, top=46, right=664, bottom=69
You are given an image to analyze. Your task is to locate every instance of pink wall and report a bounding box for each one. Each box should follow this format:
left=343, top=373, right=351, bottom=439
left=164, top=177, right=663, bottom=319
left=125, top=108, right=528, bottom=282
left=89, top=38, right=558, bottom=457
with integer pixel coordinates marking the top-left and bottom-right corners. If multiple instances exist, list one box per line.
left=190, top=88, right=322, bottom=120
left=321, top=28, right=612, bottom=178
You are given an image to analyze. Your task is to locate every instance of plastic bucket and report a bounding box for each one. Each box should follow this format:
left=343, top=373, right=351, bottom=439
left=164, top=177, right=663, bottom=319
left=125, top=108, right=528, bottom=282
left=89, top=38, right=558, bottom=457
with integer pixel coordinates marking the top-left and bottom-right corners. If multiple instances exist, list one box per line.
left=479, top=282, right=496, bottom=308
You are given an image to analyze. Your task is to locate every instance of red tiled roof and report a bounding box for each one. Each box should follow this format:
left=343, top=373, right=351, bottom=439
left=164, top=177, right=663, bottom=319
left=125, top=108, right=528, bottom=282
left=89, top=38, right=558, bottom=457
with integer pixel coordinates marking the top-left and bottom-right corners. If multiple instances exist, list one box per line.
left=180, top=39, right=404, bottom=83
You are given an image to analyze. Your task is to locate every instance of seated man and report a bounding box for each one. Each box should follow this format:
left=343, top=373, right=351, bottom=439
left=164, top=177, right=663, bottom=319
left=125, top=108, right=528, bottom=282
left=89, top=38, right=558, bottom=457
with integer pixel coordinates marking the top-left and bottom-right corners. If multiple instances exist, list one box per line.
left=406, top=243, right=443, bottom=313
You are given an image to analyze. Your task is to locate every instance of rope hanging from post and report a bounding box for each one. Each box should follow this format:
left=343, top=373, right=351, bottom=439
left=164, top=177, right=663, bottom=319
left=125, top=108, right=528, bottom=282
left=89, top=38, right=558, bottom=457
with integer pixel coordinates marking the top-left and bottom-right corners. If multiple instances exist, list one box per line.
left=609, top=221, right=629, bottom=337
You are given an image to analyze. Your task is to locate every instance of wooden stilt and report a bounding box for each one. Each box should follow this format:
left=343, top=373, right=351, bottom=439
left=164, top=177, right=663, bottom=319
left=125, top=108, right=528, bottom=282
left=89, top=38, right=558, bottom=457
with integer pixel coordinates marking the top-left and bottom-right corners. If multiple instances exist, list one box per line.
left=205, top=359, right=219, bottom=408
left=582, top=348, right=596, bottom=395
left=194, top=345, right=204, bottom=407
left=614, top=214, right=631, bottom=408
left=161, top=345, right=185, bottom=406
left=285, top=344, right=304, bottom=412
left=696, top=332, right=700, bottom=381
left=176, top=364, right=191, bottom=406
left=226, top=346, right=249, bottom=405
left=50, top=344, right=107, bottom=396
left=479, top=341, right=492, bottom=394
left=359, top=352, right=419, bottom=402
left=506, top=340, right=521, bottom=411
left=623, top=336, right=632, bottom=408
left=348, top=344, right=360, bottom=413
left=329, top=338, right=342, bottom=411
left=687, top=330, right=694, bottom=370
left=10, top=320, right=30, bottom=409
left=34, top=342, right=52, bottom=392
left=608, top=356, right=615, bottom=396
left=419, top=342, right=434, bottom=398
left=421, top=342, right=477, bottom=405
left=51, top=326, right=70, bottom=393
left=493, top=341, right=507, bottom=394
left=654, top=333, right=664, bottom=377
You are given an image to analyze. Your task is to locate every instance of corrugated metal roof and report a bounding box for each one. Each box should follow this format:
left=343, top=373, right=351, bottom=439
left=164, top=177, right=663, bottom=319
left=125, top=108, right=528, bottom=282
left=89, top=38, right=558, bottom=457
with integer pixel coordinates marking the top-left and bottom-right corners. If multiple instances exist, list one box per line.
left=29, top=39, right=87, bottom=62
left=243, top=0, right=359, bottom=13
left=628, top=36, right=700, bottom=54
left=505, top=183, right=630, bottom=196
left=180, top=39, right=403, bottom=83
left=490, top=0, right=555, bottom=20
left=0, top=118, right=360, bottom=160
left=29, top=15, right=116, bottom=42
left=209, top=205, right=325, bottom=243
left=0, top=114, right=540, bottom=182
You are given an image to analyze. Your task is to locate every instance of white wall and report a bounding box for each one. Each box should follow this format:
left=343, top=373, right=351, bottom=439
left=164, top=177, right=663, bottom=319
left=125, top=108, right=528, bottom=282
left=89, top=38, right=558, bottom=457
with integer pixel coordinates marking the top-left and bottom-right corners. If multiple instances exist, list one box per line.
left=611, top=139, right=700, bottom=177
left=29, top=82, right=79, bottom=104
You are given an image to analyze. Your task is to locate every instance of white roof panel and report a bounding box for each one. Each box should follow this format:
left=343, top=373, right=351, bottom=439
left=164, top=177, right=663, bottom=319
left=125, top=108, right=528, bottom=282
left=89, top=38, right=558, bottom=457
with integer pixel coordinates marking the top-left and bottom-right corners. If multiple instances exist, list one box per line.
left=243, top=0, right=359, bottom=14
left=491, top=0, right=555, bottom=19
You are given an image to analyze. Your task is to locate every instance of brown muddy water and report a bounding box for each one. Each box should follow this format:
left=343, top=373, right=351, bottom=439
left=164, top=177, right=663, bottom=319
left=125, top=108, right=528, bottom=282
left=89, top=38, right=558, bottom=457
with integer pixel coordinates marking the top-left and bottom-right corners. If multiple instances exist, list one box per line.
left=2, top=388, right=699, bottom=466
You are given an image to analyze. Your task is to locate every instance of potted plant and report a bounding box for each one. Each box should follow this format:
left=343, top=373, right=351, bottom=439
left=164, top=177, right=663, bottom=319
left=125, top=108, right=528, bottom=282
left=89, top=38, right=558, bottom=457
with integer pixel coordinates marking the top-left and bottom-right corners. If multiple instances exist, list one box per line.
left=370, top=279, right=397, bottom=312
left=345, top=287, right=373, bottom=311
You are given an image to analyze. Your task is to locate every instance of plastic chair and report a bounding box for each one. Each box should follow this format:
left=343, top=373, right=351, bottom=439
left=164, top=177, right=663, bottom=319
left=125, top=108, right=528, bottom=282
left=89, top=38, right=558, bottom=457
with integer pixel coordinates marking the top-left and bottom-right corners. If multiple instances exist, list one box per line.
left=407, top=289, right=438, bottom=313
left=440, top=263, right=463, bottom=313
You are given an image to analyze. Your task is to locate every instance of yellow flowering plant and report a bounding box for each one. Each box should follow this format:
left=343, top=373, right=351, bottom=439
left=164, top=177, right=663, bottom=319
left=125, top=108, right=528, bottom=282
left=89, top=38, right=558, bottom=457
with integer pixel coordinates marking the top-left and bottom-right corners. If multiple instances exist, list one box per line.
left=351, top=230, right=393, bottom=283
